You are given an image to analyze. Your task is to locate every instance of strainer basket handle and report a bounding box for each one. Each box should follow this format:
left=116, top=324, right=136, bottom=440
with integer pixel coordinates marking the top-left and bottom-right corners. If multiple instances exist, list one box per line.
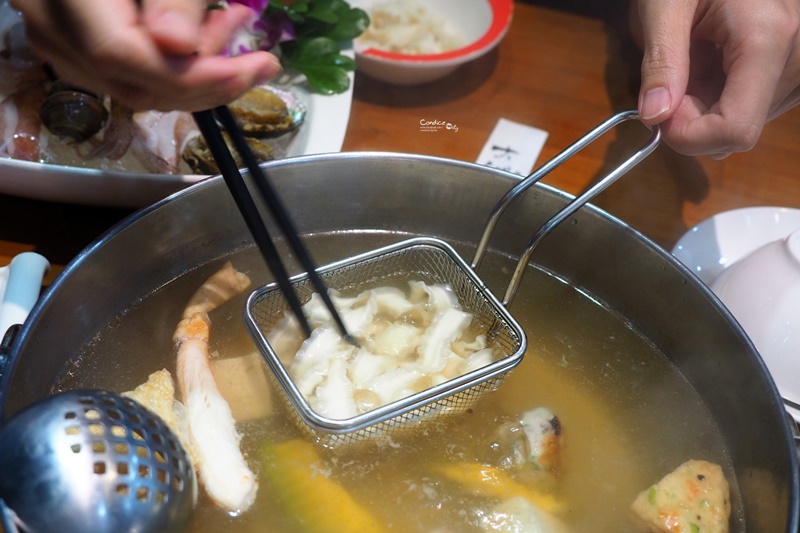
left=470, top=110, right=661, bottom=305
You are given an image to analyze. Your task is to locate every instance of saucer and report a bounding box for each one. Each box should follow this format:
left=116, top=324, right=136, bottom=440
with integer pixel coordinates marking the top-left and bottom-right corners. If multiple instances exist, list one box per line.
left=672, top=206, right=800, bottom=285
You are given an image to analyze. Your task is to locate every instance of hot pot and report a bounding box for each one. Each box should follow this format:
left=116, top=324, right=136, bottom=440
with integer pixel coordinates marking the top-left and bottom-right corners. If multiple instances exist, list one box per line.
left=0, top=152, right=797, bottom=530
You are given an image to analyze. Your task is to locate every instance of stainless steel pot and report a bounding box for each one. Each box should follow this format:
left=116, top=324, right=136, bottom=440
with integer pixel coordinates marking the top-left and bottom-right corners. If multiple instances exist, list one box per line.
left=1, top=152, right=798, bottom=530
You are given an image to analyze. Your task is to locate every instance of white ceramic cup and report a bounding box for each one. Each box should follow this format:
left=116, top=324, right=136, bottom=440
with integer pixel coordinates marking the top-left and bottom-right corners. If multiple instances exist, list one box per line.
left=0, top=252, right=50, bottom=339
left=710, top=228, right=800, bottom=418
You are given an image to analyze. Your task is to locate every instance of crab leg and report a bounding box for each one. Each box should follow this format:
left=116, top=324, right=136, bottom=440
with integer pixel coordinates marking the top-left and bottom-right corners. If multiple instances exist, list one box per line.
left=173, top=262, right=257, bottom=514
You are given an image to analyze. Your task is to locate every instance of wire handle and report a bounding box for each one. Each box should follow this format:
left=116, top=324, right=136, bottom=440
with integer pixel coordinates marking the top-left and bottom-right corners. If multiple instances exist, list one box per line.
left=470, top=110, right=661, bottom=306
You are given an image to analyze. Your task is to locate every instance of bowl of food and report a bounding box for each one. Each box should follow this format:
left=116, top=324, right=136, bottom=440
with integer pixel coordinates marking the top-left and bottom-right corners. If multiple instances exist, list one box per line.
left=350, top=0, right=513, bottom=85
left=1, top=151, right=797, bottom=531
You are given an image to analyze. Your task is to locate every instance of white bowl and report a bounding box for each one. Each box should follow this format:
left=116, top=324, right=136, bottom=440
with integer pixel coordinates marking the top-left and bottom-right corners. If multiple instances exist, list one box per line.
left=350, top=0, right=513, bottom=85
left=709, top=229, right=800, bottom=420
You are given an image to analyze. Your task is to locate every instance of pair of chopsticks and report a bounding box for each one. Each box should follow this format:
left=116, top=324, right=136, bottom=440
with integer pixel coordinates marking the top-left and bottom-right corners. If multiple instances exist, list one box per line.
left=192, top=107, right=356, bottom=345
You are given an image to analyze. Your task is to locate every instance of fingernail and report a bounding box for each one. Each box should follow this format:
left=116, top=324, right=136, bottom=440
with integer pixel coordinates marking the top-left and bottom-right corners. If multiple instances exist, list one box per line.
left=640, top=86, right=671, bottom=121
left=153, top=11, right=196, bottom=42
left=256, top=55, right=282, bottom=83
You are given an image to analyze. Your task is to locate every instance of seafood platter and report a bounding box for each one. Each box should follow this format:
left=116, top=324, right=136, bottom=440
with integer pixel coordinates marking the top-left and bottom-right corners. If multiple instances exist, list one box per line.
left=0, top=2, right=353, bottom=207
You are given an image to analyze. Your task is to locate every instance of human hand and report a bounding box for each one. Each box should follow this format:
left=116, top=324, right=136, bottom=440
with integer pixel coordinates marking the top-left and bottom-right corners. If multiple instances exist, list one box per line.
left=11, top=0, right=282, bottom=111
left=634, top=0, right=800, bottom=158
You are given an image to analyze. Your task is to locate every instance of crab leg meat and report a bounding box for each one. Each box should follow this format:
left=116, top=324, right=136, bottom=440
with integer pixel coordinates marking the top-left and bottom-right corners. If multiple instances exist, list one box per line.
left=173, top=262, right=258, bottom=514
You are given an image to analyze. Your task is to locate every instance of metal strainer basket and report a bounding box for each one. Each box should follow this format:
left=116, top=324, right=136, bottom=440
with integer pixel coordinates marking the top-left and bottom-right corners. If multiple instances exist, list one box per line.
left=245, top=111, right=660, bottom=446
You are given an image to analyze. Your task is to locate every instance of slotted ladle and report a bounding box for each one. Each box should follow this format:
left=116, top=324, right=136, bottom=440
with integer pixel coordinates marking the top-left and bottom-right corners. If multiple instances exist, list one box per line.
left=0, top=388, right=196, bottom=533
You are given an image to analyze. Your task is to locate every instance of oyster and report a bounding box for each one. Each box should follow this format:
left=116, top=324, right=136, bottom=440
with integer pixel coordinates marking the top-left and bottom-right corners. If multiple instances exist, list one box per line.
left=182, top=132, right=274, bottom=175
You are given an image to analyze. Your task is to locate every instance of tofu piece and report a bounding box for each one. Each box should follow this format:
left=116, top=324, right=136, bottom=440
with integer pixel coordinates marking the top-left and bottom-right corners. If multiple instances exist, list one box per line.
left=631, top=460, right=731, bottom=533
left=209, top=351, right=273, bottom=422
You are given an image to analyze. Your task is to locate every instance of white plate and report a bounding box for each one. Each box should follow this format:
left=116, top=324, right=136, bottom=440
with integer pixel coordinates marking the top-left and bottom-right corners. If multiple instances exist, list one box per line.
left=0, top=75, right=353, bottom=208
left=671, top=206, right=800, bottom=422
left=671, top=206, right=800, bottom=285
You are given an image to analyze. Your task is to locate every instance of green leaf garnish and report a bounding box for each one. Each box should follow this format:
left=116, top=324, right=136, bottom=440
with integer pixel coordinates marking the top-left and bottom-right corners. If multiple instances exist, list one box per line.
left=263, top=0, right=369, bottom=94
left=282, top=37, right=355, bottom=94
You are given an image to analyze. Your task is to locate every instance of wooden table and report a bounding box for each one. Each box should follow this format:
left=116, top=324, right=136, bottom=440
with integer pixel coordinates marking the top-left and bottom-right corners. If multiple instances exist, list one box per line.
left=2, top=1, right=800, bottom=285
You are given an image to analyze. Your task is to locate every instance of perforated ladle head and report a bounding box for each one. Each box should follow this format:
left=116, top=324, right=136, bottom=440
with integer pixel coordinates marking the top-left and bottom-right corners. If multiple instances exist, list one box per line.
left=0, top=389, right=196, bottom=533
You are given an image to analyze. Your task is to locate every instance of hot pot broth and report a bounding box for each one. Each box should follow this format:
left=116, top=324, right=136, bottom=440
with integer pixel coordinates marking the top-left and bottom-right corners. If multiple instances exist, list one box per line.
left=56, top=233, right=741, bottom=532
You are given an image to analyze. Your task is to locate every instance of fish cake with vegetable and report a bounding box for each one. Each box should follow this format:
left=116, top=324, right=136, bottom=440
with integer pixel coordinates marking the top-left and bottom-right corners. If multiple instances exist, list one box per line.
left=631, top=459, right=730, bottom=533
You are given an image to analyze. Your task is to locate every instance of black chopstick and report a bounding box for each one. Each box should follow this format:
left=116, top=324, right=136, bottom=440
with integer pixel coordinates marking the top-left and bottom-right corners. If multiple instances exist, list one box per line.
left=192, top=108, right=357, bottom=345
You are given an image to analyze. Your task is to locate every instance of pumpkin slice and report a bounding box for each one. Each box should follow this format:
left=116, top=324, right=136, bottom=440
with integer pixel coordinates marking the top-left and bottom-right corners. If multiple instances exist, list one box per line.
left=261, top=439, right=387, bottom=533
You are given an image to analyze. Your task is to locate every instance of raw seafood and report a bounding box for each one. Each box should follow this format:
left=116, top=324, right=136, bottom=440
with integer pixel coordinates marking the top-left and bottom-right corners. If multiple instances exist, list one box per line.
left=129, top=109, right=199, bottom=173
left=182, top=85, right=302, bottom=172
left=0, top=85, right=46, bottom=161
left=0, top=7, right=300, bottom=174
left=228, top=86, right=299, bottom=135
left=173, top=262, right=258, bottom=514
left=182, top=131, right=274, bottom=175
left=631, top=460, right=731, bottom=533
left=39, top=84, right=108, bottom=142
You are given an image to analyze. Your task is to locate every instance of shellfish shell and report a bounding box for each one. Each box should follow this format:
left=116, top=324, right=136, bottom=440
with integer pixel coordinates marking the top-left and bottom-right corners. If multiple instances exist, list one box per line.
left=228, top=84, right=306, bottom=136
left=39, top=87, right=108, bottom=143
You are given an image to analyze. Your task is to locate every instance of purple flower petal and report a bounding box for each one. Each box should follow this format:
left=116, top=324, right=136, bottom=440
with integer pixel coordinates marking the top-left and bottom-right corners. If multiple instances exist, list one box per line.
left=259, top=12, right=296, bottom=50
left=222, top=0, right=296, bottom=55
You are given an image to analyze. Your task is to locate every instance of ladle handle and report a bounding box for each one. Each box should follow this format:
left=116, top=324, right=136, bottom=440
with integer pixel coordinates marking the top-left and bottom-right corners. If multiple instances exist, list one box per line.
left=470, top=110, right=660, bottom=306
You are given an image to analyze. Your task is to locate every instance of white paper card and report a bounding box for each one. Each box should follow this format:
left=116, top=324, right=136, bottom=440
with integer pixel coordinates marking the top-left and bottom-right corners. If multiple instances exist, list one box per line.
left=476, top=118, right=548, bottom=176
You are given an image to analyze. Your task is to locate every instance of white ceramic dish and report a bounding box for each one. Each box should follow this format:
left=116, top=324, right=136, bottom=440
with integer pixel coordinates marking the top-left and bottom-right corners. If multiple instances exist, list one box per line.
left=0, top=76, right=354, bottom=208
left=350, top=0, right=513, bottom=85
left=672, top=206, right=800, bottom=422
left=672, top=206, right=800, bottom=285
